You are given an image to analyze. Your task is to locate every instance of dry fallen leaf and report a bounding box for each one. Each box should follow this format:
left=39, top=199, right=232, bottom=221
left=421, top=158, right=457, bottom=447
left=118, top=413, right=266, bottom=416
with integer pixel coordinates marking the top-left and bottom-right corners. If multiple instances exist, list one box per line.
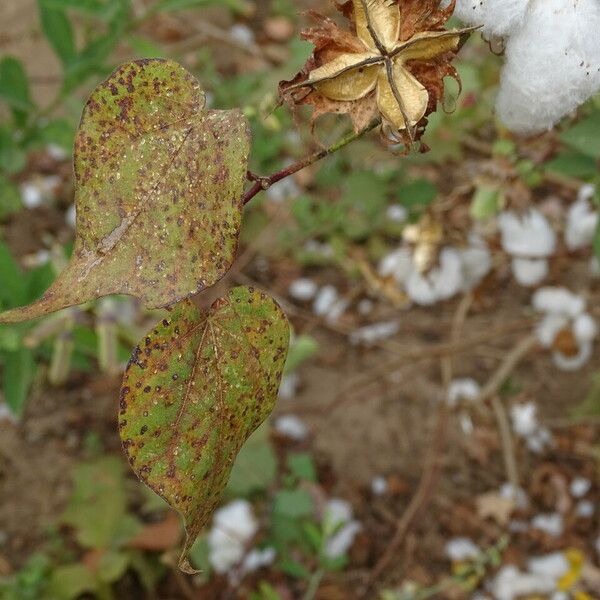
left=280, top=0, right=475, bottom=144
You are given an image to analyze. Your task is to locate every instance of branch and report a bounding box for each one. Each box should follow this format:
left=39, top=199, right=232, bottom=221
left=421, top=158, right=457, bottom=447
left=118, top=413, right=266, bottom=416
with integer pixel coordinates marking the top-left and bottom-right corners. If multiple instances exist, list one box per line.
left=241, top=120, right=381, bottom=206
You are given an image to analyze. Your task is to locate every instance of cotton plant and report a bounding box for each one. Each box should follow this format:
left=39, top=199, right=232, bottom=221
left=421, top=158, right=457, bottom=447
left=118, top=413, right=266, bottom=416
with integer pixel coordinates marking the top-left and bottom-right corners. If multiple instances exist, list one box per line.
left=565, top=185, right=599, bottom=251
left=532, top=287, right=598, bottom=371
left=322, top=499, right=362, bottom=560
left=450, top=0, right=600, bottom=132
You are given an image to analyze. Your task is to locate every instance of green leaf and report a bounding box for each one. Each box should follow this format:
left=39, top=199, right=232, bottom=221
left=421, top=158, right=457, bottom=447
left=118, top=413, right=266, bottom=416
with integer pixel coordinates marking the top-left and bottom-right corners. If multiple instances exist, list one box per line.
left=38, top=2, right=77, bottom=66
left=397, top=179, right=438, bottom=210
left=48, top=564, right=97, bottom=600
left=286, top=453, right=316, bottom=483
left=119, top=285, right=290, bottom=573
left=62, top=456, right=142, bottom=549
left=470, top=184, right=499, bottom=220
left=560, top=112, right=600, bottom=159
left=0, top=177, right=23, bottom=219
left=227, top=423, right=277, bottom=496
left=41, top=0, right=114, bottom=15
left=273, top=489, right=314, bottom=519
left=0, top=59, right=251, bottom=324
left=0, top=56, right=33, bottom=113
left=3, top=348, right=35, bottom=416
left=152, top=0, right=248, bottom=13
left=0, top=127, right=26, bottom=174
left=545, top=151, right=598, bottom=179
left=96, top=550, right=129, bottom=583
left=0, top=241, right=27, bottom=308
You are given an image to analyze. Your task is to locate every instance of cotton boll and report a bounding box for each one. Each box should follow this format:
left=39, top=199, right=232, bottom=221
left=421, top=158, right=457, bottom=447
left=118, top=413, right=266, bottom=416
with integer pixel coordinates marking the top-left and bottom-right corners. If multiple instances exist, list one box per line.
left=497, top=0, right=600, bottom=132
left=565, top=198, right=599, bottom=250
left=491, top=565, right=555, bottom=600
left=511, top=402, right=539, bottom=437
left=278, top=373, right=299, bottom=401
left=386, top=204, right=408, bottom=223
left=313, top=285, right=339, bottom=317
left=511, top=257, right=548, bottom=287
left=531, top=512, right=563, bottom=537
left=323, top=499, right=361, bottom=559
left=289, top=278, right=318, bottom=302
left=535, top=313, right=569, bottom=348
left=527, top=552, right=570, bottom=578
left=274, top=415, right=308, bottom=441
left=572, top=312, right=598, bottom=343
left=371, top=476, right=388, bottom=496
left=406, top=248, right=463, bottom=305
left=350, top=320, right=400, bottom=346
left=498, top=210, right=556, bottom=258
left=378, top=247, right=413, bottom=284
left=576, top=500, right=594, bottom=518
left=532, top=287, right=585, bottom=318
left=460, top=244, right=492, bottom=290
left=240, top=547, right=276, bottom=575
left=445, top=537, right=481, bottom=562
left=452, top=0, right=530, bottom=37
left=447, top=378, right=481, bottom=407
left=553, top=339, right=593, bottom=371
left=208, top=500, right=258, bottom=574
left=570, top=477, right=592, bottom=498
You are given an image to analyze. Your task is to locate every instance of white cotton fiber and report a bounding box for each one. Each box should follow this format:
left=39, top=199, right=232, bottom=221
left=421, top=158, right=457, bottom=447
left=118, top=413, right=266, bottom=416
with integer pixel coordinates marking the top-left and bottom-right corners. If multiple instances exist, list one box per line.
left=532, top=287, right=585, bottom=318
left=573, top=313, right=598, bottom=343
left=565, top=198, right=599, bottom=250
left=553, top=340, right=593, bottom=371
left=460, top=240, right=492, bottom=290
left=406, top=248, right=463, bottom=306
left=535, top=313, right=568, bottom=348
left=498, top=210, right=556, bottom=258
left=511, top=257, right=548, bottom=287
left=496, top=0, right=600, bottom=132
left=453, top=0, right=530, bottom=37
left=379, top=247, right=413, bottom=284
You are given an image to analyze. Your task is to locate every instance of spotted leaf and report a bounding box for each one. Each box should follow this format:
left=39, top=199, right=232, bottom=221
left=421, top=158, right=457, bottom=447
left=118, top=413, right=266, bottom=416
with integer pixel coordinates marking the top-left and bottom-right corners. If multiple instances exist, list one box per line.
left=0, top=59, right=251, bottom=324
left=118, top=286, right=290, bottom=573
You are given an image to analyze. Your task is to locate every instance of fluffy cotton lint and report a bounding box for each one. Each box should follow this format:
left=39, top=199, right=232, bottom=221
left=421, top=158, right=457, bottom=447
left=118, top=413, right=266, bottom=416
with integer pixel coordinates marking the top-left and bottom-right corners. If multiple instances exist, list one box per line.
left=453, top=0, right=530, bottom=36
left=498, top=210, right=556, bottom=258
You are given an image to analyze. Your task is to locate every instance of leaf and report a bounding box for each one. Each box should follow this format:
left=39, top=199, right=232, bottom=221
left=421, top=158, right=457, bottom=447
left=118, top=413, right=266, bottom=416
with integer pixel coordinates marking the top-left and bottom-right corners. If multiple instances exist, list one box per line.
left=273, top=489, right=314, bottom=519
left=226, top=423, right=277, bottom=496
left=62, top=456, right=142, bottom=549
left=0, top=59, right=251, bottom=324
left=0, top=176, right=23, bottom=220
left=48, top=564, right=97, bottom=600
left=38, top=2, right=77, bottom=66
left=3, top=348, right=35, bottom=416
left=560, top=112, right=600, bottom=159
left=119, top=285, right=290, bottom=572
left=0, top=56, right=34, bottom=113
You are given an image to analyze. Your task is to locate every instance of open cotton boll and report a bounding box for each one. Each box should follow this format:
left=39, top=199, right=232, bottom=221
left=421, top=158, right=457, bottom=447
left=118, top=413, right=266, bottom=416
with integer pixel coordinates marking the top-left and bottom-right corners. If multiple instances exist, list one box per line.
left=378, top=247, right=413, bottom=285
left=447, top=378, right=481, bottom=407
left=350, top=320, right=400, bottom=346
left=289, top=278, right=318, bottom=302
left=323, top=499, right=361, bottom=559
left=460, top=241, right=492, bottom=290
left=532, top=287, right=585, bottom=318
left=491, top=565, right=555, bottom=600
left=511, top=402, right=539, bottom=437
left=496, top=0, right=600, bottom=132
left=445, top=537, right=482, bottom=562
left=528, top=552, right=570, bottom=579
left=240, top=547, right=276, bottom=576
left=511, top=257, right=548, bottom=287
left=553, top=340, right=593, bottom=371
left=573, top=313, right=598, bottom=343
left=498, top=210, right=556, bottom=258
left=565, top=198, right=599, bottom=250
left=531, top=513, right=563, bottom=537
left=452, top=0, right=530, bottom=37
left=406, top=248, right=464, bottom=306
left=274, top=414, right=308, bottom=441
left=313, top=285, right=339, bottom=317
left=535, top=313, right=569, bottom=348
left=208, top=500, right=258, bottom=574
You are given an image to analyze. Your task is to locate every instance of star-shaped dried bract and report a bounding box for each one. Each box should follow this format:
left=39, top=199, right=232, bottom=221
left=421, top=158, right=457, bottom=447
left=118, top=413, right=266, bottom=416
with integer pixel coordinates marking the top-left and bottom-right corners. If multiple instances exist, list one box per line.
left=280, top=0, right=476, bottom=145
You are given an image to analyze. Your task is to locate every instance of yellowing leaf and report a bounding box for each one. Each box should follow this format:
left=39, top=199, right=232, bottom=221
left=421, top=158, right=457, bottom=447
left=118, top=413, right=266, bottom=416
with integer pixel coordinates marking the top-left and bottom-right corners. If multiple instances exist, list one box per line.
left=119, top=286, right=290, bottom=573
left=0, top=59, right=251, bottom=324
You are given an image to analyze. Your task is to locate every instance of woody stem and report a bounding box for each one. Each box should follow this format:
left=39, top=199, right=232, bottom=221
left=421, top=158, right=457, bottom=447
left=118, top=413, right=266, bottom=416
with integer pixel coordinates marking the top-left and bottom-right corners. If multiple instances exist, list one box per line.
left=241, top=120, right=381, bottom=206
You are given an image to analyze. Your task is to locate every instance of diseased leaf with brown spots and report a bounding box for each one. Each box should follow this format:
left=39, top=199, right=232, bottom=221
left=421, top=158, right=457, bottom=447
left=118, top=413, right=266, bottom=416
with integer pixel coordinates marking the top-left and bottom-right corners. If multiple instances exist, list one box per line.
left=0, top=59, right=250, bottom=324
left=118, top=285, right=289, bottom=573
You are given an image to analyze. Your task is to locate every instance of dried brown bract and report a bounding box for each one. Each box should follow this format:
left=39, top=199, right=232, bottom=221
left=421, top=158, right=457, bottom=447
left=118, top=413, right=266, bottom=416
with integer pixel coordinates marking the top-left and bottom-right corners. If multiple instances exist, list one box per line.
left=279, top=0, right=475, bottom=146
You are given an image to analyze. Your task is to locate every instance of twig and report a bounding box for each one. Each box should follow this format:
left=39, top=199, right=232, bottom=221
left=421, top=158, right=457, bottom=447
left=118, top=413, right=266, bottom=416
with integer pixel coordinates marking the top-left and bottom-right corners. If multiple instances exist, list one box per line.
left=241, top=121, right=381, bottom=206
left=475, top=334, right=538, bottom=491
